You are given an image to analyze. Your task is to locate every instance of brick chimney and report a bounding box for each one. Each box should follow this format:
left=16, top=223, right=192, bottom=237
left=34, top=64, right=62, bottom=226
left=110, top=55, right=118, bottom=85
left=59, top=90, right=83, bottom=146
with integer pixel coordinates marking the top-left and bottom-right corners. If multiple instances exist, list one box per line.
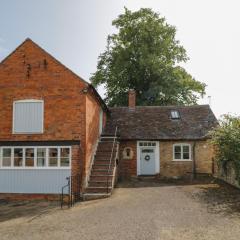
left=128, top=89, right=136, bottom=108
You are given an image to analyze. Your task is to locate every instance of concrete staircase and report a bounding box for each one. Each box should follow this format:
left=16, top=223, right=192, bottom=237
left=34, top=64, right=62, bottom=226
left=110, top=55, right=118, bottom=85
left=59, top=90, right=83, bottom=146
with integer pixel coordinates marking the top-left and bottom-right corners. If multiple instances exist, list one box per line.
left=83, top=136, right=119, bottom=200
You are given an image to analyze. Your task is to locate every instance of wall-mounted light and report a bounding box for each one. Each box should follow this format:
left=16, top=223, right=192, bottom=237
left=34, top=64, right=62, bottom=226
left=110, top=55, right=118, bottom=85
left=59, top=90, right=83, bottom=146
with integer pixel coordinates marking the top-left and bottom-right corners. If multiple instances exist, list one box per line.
left=81, top=87, right=88, bottom=94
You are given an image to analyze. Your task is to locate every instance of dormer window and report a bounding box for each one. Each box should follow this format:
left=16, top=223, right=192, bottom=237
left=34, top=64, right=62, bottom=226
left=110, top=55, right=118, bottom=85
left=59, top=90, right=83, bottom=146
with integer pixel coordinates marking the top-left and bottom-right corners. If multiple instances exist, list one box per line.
left=170, top=110, right=180, bottom=119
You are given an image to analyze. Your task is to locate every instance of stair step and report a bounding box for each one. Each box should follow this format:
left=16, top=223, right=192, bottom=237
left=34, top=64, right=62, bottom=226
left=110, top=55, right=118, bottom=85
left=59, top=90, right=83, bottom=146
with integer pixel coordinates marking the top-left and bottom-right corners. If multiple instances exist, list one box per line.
left=97, top=145, right=117, bottom=148
left=94, top=157, right=111, bottom=161
left=88, top=181, right=112, bottom=187
left=95, top=151, right=116, bottom=155
left=94, top=161, right=115, bottom=165
left=98, top=141, right=116, bottom=146
left=85, top=187, right=112, bottom=194
left=83, top=193, right=110, bottom=201
left=94, top=163, right=112, bottom=166
left=100, top=137, right=117, bottom=142
left=90, top=175, right=113, bottom=181
left=92, top=166, right=114, bottom=170
left=91, top=170, right=114, bottom=175
left=95, top=154, right=113, bottom=158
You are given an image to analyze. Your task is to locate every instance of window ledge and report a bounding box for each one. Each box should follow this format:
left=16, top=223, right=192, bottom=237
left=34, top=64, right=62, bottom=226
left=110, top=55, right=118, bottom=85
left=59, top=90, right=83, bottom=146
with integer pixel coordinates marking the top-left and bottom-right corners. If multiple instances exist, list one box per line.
left=12, top=132, right=44, bottom=135
left=172, top=159, right=192, bottom=162
left=0, top=167, right=71, bottom=170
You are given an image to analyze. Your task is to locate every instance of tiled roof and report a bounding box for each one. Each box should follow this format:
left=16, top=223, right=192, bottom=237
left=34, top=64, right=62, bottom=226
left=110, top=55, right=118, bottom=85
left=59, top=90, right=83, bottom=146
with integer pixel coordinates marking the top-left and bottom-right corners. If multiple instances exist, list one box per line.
left=103, top=105, right=218, bottom=140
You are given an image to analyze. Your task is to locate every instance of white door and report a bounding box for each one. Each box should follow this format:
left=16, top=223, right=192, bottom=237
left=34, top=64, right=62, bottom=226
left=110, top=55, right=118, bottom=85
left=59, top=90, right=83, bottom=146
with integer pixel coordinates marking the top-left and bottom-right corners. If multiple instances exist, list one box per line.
left=140, top=148, right=156, bottom=175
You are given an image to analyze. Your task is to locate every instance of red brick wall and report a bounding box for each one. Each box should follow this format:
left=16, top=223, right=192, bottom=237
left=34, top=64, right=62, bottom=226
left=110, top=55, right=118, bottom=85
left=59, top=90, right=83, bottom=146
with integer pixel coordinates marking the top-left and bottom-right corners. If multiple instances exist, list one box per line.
left=0, top=39, right=106, bottom=187
left=119, top=141, right=137, bottom=178
left=71, top=145, right=82, bottom=177
left=128, top=90, right=136, bottom=108
left=0, top=39, right=87, bottom=142
left=84, top=91, right=101, bottom=184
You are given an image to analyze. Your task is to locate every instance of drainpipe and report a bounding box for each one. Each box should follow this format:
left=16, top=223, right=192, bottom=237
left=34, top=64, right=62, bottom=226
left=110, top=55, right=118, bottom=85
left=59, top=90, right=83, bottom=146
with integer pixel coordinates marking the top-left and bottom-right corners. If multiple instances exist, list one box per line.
left=192, top=142, right=196, bottom=180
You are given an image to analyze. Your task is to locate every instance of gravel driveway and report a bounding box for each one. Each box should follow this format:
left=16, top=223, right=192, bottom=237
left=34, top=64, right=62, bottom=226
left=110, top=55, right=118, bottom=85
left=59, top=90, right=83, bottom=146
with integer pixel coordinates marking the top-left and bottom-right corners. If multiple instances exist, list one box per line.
left=0, top=179, right=240, bottom=240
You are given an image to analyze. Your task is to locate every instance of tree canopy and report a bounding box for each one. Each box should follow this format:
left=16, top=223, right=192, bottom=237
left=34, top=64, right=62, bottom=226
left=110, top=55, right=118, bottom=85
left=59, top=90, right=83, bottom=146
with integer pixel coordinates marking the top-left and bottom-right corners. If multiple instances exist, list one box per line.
left=91, top=8, right=206, bottom=106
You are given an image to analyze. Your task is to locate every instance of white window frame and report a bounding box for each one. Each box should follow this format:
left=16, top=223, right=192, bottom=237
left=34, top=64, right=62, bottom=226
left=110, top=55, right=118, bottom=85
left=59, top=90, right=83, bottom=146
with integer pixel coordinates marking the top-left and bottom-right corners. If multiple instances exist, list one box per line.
left=12, top=99, right=44, bottom=134
left=0, top=146, right=71, bottom=169
left=171, top=110, right=180, bottom=119
left=173, top=143, right=191, bottom=161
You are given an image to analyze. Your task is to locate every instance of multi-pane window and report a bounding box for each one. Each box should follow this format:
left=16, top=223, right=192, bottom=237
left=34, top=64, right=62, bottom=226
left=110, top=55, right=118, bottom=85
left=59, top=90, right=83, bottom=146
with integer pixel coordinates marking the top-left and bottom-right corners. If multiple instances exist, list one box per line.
left=25, top=148, right=34, bottom=167
left=174, top=145, right=182, bottom=159
left=49, top=148, right=58, bottom=167
left=173, top=144, right=191, bottom=161
left=2, top=149, right=11, bottom=167
left=37, top=148, right=46, bottom=167
left=14, top=148, right=23, bottom=167
left=139, top=142, right=156, bottom=147
left=0, top=147, right=71, bottom=168
left=60, top=148, right=70, bottom=167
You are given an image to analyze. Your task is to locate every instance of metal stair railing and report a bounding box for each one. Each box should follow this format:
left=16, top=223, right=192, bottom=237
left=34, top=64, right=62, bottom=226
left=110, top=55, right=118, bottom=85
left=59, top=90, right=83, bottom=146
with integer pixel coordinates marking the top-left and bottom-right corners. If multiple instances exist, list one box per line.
left=60, top=174, right=81, bottom=209
left=106, top=126, right=118, bottom=194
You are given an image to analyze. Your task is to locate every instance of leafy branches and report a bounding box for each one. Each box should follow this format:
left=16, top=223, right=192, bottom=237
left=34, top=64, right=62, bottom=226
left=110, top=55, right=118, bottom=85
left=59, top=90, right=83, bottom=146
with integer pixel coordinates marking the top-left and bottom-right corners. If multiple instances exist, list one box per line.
left=91, top=7, right=206, bottom=106
left=211, top=115, right=240, bottom=183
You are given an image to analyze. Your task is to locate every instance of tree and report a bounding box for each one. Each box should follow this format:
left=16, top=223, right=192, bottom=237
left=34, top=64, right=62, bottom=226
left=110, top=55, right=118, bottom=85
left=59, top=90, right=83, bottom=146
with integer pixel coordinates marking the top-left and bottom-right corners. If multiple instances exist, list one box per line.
left=91, top=8, right=206, bottom=107
left=211, top=115, right=240, bottom=184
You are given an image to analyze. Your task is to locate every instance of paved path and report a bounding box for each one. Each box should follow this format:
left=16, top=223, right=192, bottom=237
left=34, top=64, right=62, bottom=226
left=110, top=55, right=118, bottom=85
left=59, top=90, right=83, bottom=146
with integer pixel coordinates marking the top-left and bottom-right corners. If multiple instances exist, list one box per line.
left=0, top=181, right=240, bottom=240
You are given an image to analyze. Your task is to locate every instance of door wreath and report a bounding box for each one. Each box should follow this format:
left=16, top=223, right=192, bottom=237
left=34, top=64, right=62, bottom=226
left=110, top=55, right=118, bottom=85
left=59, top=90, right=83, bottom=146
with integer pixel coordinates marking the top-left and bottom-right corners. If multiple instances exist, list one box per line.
left=144, top=155, right=150, bottom=161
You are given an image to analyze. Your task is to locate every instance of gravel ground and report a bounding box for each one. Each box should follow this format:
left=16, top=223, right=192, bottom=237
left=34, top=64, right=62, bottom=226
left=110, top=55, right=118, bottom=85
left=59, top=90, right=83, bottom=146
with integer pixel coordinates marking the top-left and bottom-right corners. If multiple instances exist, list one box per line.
left=0, top=180, right=240, bottom=240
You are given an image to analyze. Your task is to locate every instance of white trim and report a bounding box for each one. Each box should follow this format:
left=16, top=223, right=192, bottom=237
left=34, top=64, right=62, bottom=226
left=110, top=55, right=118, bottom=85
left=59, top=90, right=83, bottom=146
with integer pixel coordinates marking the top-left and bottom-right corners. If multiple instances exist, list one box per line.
left=156, top=141, right=160, bottom=173
left=172, top=143, right=192, bottom=161
left=0, top=146, right=71, bottom=169
left=171, top=110, right=180, bottom=119
left=99, top=109, right=103, bottom=135
left=137, top=141, right=160, bottom=175
left=12, top=99, right=44, bottom=134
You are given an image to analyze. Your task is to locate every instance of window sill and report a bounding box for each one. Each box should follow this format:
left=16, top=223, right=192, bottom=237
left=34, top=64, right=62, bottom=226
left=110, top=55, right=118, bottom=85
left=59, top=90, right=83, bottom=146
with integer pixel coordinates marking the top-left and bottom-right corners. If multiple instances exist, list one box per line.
left=12, top=132, right=44, bottom=135
left=172, top=159, right=192, bottom=162
left=0, top=167, right=71, bottom=170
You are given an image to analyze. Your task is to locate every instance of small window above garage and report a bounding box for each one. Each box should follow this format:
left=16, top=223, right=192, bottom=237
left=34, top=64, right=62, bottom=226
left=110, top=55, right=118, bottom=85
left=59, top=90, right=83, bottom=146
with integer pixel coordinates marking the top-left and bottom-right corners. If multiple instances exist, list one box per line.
left=170, top=110, right=180, bottom=119
left=13, top=100, right=44, bottom=134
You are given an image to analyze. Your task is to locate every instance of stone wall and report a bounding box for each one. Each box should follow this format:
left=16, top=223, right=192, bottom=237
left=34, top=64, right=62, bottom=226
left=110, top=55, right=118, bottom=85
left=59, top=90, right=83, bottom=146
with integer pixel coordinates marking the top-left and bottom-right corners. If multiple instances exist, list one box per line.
left=160, top=140, right=214, bottom=177
left=217, top=161, right=240, bottom=188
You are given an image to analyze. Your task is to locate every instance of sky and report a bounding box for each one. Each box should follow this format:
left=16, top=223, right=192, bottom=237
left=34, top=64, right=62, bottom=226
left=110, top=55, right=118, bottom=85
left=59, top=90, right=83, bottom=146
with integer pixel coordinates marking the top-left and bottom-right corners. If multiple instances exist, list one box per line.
left=0, top=0, right=240, bottom=118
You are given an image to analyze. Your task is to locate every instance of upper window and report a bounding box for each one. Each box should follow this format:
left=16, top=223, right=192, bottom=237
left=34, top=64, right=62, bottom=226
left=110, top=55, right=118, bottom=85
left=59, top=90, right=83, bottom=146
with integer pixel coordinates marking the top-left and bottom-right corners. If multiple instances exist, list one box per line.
left=173, top=144, right=191, bottom=161
left=13, top=100, right=44, bottom=134
left=170, top=110, right=180, bottom=119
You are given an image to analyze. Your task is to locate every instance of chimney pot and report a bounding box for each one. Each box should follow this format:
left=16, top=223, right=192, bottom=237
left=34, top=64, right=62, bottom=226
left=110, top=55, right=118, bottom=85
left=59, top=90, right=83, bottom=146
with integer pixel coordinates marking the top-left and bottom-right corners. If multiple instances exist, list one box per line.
left=128, top=89, right=136, bottom=108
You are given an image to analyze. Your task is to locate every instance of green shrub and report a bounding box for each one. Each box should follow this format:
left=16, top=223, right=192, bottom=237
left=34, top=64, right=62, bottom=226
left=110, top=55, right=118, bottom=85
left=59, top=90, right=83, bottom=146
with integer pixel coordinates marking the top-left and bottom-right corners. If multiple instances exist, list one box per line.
left=211, top=114, right=240, bottom=183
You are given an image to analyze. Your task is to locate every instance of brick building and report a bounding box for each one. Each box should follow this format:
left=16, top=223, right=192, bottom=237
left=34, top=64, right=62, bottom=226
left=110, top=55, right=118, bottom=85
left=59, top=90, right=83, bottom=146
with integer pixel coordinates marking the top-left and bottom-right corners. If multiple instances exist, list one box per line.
left=0, top=39, right=217, bottom=199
